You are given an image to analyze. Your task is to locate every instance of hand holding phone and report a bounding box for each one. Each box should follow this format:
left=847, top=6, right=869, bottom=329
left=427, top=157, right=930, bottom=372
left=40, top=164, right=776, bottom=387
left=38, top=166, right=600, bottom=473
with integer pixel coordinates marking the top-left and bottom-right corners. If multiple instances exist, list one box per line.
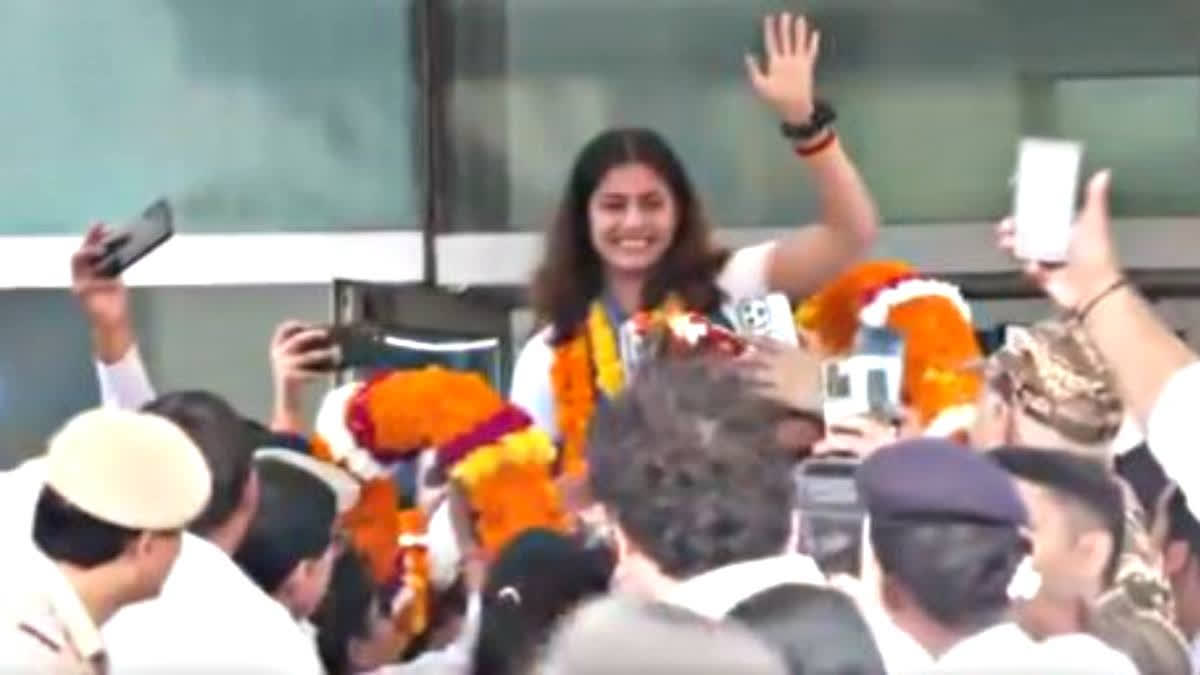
left=821, top=326, right=904, bottom=427
left=94, top=198, right=174, bottom=278
left=1013, top=138, right=1083, bottom=264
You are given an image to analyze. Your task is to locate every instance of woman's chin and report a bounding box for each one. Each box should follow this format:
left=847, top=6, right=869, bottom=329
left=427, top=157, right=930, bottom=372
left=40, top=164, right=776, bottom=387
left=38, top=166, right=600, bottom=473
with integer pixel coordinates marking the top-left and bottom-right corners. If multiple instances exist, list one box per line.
left=602, top=253, right=665, bottom=277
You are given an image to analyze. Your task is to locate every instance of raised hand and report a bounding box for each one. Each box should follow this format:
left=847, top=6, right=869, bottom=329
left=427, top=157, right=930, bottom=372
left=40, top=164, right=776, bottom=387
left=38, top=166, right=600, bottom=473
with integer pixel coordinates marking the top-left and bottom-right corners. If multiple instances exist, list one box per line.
left=71, top=224, right=130, bottom=333
left=997, top=171, right=1122, bottom=312
left=745, top=12, right=821, bottom=124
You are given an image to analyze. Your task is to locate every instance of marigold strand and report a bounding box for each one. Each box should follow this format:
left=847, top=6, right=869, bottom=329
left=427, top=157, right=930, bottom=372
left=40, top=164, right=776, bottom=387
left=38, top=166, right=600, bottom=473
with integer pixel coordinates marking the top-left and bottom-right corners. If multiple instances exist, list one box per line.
left=587, top=301, right=624, bottom=398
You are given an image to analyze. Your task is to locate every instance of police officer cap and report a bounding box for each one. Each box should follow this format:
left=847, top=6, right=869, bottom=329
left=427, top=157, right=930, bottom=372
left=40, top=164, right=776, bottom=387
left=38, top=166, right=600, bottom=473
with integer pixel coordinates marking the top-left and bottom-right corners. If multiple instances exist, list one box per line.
left=857, top=438, right=1028, bottom=526
left=45, top=409, right=212, bottom=531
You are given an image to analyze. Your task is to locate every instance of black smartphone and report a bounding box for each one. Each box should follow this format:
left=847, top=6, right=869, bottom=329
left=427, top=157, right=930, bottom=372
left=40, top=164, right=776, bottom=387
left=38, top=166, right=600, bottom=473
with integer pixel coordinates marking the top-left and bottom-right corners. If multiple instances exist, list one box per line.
left=96, top=199, right=174, bottom=277
left=794, top=456, right=865, bottom=576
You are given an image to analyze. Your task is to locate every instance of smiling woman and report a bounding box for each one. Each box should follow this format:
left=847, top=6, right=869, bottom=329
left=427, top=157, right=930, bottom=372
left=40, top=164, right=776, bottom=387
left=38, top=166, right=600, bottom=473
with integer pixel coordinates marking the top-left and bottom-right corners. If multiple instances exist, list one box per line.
left=508, top=13, right=880, bottom=477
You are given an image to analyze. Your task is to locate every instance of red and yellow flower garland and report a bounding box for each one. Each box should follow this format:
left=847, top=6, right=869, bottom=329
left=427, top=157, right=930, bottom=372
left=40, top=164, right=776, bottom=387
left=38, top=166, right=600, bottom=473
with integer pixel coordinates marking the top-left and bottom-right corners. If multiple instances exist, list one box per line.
left=550, top=297, right=688, bottom=478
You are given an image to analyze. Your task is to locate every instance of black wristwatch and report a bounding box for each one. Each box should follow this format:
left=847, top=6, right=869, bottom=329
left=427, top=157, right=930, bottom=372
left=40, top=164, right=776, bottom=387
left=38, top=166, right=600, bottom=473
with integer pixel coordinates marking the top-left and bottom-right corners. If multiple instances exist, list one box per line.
left=780, top=100, right=837, bottom=142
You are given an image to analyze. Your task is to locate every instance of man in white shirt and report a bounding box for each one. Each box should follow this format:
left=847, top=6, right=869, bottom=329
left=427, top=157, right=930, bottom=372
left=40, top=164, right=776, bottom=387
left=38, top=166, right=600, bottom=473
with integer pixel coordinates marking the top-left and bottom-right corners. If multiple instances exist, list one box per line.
left=585, top=360, right=824, bottom=620
left=101, top=393, right=324, bottom=673
left=60, top=233, right=325, bottom=672
left=857, top=438, right=1136, bottom=674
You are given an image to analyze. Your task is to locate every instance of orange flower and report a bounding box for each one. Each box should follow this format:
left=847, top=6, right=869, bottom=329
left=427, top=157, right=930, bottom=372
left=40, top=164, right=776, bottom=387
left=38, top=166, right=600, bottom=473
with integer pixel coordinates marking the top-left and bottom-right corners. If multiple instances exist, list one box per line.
left=354, top=367, right=506, bottom=458
left=796, top=260, right=916, bottom=356
left=340, top=478, right=401, bottom=584
left=551, top=333, right=595, bottom=478
left=796, top=261, right=983, bottom=427
left=464, top=462, right=571, bottom=557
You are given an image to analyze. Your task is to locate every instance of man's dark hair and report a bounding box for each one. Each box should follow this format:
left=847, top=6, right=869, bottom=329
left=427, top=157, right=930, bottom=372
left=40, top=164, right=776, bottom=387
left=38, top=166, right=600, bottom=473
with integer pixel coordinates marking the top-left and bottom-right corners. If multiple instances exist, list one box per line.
left=871, top=519, right=1027, bottom=632
left=233, top=458, right=337, bottom=595
left=313, top=550, right=388, bottom=675
left=730, top=583, right=888, bottom=675
left=989, top=446, right=1125, bottom=585
left=32, top=487, right=141, bottom=567
left=587, top=359, right=794, bottom=578
left=142, top=391, right=259, bottom=536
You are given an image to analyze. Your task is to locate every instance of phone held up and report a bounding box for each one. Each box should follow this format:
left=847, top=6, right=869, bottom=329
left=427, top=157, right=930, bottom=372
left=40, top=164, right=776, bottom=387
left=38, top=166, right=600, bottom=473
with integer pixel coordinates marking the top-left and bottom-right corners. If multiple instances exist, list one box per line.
left=94, top=198, right=175, bottom=278
left=733, top=293, right=800, bottom=347
left=794, top=454, right=864, bottom=576
left=821, top=326, right=905, bottom=428
left=1012, top=137, right=1084, bottom=264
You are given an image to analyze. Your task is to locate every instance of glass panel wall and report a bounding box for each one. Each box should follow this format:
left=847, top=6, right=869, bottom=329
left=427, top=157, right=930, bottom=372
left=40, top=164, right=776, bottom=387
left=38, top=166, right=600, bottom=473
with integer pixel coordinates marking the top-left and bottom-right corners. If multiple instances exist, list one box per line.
left=0, top=0, right=421, bottom=234
left=444, top=0, right=1200, bottom=231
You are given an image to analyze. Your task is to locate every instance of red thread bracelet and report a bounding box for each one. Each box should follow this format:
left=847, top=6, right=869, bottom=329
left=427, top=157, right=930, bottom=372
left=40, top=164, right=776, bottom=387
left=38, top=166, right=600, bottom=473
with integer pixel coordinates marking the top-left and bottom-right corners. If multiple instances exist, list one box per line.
left=795, top=131, right=838, bottom=158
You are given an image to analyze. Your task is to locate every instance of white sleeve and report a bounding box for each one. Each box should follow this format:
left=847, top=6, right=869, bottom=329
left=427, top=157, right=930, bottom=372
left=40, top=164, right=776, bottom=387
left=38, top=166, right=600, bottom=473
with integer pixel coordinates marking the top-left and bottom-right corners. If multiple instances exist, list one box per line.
left=95, top=345, right=157, bottom=410
left=714, top=242, right=778, bottom=302
left=1146, top=361, right=1200, bottom=518
left=509, top=328, right=559, bottom=440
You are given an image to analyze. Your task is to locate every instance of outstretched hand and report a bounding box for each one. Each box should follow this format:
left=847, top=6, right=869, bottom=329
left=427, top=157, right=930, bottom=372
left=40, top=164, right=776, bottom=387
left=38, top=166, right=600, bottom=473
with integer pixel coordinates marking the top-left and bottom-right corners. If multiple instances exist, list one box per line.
left=746, top=13, right=820, bottom=124
left=997, top=170, right=1122, bottom=312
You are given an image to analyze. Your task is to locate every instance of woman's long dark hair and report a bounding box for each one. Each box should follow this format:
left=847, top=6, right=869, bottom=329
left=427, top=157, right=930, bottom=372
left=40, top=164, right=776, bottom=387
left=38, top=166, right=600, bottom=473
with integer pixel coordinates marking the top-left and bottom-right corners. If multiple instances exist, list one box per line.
left=530, top=128, right=729, bottom=343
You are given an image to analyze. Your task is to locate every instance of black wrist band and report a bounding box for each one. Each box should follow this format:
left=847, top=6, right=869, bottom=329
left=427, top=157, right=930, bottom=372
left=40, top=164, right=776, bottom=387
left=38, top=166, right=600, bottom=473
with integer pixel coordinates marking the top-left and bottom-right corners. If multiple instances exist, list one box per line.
left=1074, top=277, right=1130, bottom=322
left=780, top=100, right=837, bottom=141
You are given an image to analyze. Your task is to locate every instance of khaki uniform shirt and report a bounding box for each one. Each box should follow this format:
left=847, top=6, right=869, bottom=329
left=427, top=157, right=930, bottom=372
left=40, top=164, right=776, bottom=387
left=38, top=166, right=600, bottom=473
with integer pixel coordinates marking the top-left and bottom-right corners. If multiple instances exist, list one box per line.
left=0, top=553, right=107, bottom=674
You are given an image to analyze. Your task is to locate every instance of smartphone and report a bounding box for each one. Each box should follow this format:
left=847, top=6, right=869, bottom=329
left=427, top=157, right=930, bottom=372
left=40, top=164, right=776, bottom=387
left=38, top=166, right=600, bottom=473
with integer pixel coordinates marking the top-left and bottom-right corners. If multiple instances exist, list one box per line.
left=821, top=327, right=905, bottom=426
left=96, top=199, right=174, bottom=277
left=794, top=456, right=865, bottom=575
left=733, top=293, right=799, bottom=347
left=1013, top=138, right=1083, bottom=263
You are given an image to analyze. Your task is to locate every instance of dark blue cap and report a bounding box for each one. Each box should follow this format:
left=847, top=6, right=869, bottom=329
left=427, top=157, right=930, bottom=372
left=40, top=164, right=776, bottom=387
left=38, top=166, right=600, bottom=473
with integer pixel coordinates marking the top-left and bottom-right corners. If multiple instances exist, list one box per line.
left=857, top=438, right=1028, bottom=526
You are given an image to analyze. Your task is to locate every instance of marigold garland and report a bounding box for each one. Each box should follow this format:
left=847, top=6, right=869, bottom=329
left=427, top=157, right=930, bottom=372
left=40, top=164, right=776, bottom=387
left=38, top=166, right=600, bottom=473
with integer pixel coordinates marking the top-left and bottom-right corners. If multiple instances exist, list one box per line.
left=346, top=367, right=505, bottom=461
left=438, top=408, right=569, bottom=557
left=796, top=261, right=983, bottom=429
left=551, top=332, right=595, bottom=479
left=550, top=296, right=685, bottom=479
left=302, top=443, right=433, bottom=643
left=587, top=301, right=624, bottom=398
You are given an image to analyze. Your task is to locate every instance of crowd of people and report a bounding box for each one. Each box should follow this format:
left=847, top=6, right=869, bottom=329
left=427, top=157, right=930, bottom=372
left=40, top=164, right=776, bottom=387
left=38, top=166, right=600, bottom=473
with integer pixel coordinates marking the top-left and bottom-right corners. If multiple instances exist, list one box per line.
left=2, top=11, right=1199, bottom=674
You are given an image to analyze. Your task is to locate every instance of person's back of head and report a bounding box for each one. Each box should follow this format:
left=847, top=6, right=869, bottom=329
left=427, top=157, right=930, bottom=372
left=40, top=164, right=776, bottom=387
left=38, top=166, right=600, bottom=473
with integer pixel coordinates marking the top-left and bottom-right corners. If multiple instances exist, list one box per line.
left=142, top=391, right=259, bottom=538
left=473, top=529, right=613, bottom=675
left=587, top=359, right=794, bottom=583
left=976, top=319, right=1122, bottom=457
left=857, top=439, right=1032, bottom=649
left=541, top=595, right=786, bottom=675
left=234, top=457, right=338, bottom=619
left=729, top=583, right=887, bottom=675
left=989, top=446, right=1125, bottom=590
left=871, top=520, right=1027, bottom=635
left=314, top=550, right=398, bottom=675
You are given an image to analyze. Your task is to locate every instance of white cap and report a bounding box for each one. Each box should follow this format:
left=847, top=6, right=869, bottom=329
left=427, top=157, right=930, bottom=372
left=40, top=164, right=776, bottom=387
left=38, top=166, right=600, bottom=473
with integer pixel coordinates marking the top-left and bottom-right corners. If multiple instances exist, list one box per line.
left=254, top=448, right=362, bottom=514
left=45, top=409, right=212, bottom=530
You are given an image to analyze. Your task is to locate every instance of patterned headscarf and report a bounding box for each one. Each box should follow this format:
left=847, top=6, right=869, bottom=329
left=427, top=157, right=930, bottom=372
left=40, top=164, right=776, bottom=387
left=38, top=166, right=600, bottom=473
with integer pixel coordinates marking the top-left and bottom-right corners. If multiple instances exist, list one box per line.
left=987, top=318, right=1123, bottom=451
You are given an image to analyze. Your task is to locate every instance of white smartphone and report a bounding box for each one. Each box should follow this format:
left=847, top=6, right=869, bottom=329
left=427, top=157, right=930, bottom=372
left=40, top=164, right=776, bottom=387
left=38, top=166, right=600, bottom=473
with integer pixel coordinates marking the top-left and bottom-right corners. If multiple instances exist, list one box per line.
left=821, top=327, right=904, bottom=426
left=1013, top=138, right=1084, bottom=263
left=733, top=293, right=799, bottom=346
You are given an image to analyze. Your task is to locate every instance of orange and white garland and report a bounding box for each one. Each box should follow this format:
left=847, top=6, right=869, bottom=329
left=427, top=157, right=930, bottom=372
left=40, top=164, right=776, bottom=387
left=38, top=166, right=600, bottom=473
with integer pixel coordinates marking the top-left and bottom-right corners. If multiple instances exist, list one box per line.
left=318, top=367, right=569, bottom=562
left=796, top=260, right=983, bottom=436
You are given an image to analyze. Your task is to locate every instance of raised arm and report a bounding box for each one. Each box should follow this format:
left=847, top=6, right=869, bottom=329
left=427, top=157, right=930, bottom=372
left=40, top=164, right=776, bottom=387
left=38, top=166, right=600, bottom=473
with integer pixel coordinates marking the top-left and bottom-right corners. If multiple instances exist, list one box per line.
left=71, top=225, right=156, bottom=409
left=999, top=172, right=1200, bottom=509
left=746, top=13, right=879, bottom=297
